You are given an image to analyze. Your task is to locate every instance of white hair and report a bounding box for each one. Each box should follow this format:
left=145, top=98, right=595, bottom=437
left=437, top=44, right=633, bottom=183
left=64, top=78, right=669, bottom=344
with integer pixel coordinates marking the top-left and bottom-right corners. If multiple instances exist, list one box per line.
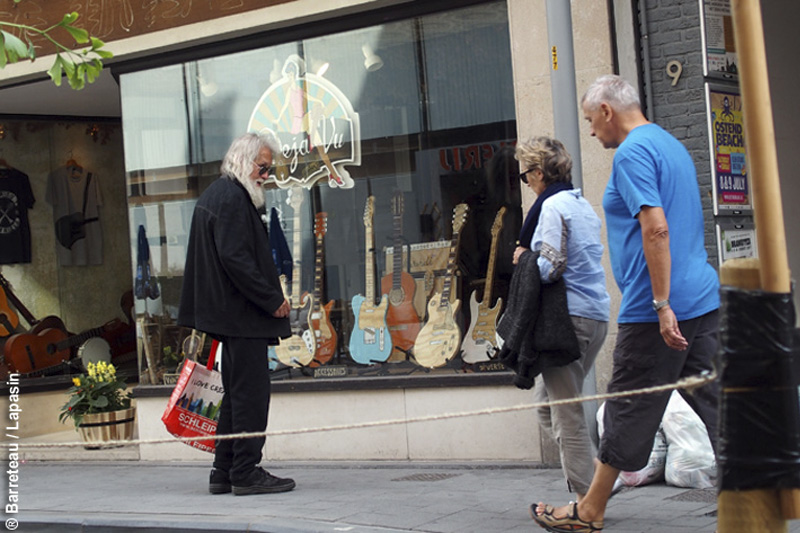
left=220, top=132, right=280, bottom=208
left=220, top=132, right=280, bottom=182
left=581, top=74, right=641, bottom=112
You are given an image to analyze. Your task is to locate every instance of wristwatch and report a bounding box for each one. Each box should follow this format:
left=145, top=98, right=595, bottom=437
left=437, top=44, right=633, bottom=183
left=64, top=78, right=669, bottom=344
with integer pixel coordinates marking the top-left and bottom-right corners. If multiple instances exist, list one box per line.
left=652, top=298, right=670, bottom=312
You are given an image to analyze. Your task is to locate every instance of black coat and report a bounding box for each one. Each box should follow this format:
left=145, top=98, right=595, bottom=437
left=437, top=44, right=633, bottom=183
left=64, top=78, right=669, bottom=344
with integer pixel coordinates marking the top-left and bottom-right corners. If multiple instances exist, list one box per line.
left=178, top=176, right=290, bottom=340
left=496, top=250, right=580, bottom=389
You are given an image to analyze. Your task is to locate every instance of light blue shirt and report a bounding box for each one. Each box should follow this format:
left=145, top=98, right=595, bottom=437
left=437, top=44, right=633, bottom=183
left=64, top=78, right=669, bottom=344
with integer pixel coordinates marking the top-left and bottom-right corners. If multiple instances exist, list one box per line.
left=530, top=189, right=610, bottom=322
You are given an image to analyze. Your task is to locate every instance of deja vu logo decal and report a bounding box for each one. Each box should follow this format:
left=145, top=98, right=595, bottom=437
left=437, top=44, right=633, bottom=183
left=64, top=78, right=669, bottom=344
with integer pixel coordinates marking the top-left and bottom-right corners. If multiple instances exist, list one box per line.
left=248, top=55, right=360, bottom=189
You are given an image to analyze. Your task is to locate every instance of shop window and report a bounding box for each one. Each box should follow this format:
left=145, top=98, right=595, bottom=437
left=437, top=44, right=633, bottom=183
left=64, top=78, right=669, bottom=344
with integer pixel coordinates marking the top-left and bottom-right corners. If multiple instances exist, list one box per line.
left=119, top=1, right=520, bottom=386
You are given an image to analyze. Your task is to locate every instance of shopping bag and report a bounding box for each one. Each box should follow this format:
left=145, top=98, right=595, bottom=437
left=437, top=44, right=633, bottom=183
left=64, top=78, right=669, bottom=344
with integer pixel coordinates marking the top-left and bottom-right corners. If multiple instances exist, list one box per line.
left=161, top=339, right=223, bottom=453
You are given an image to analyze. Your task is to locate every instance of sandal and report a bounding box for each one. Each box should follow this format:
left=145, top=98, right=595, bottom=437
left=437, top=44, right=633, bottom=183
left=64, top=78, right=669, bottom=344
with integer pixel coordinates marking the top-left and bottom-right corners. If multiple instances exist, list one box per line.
left=530, top=501, right=604, bottom=533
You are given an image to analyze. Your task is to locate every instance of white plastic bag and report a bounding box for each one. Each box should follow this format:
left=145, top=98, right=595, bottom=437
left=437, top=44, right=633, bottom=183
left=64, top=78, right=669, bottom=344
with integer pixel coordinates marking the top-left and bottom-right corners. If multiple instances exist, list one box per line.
left=661, top=391, right=717, bottom=489
left=597, top=402, right=667, bottom=487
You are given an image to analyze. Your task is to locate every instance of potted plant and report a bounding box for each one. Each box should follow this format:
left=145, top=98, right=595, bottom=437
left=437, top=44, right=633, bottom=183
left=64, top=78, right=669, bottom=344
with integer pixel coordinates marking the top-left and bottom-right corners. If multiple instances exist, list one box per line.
left=59, top=361, right=135, bottom=448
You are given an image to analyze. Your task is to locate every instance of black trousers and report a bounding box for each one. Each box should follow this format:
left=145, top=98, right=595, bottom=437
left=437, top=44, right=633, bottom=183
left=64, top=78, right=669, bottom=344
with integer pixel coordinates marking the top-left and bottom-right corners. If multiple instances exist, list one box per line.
left=212, top=336, right=271, bottom=483
left=599, top=310, right=720, bottom=472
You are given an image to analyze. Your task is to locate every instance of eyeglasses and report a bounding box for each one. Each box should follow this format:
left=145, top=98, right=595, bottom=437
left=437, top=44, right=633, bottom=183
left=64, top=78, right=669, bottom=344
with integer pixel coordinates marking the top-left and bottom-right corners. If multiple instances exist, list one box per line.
left=520, top=167, right=537, bottom=184
left=255, top=162, right=272, bottom=176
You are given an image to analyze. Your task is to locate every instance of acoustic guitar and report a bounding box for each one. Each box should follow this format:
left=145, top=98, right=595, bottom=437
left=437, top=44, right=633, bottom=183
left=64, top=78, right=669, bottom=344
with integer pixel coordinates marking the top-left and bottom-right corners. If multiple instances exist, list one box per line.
left=273, top=190, right=316, bottom=368
left=380, top=191, right=420, bottom=361
left=461, top=206, right=506, bottom=364
left=309, top=212, right=337, bottom=367
left=349, top=195, right=392, bottom=364
left=4, top=320, right=122, bottom=375
left=413, top=203, right=469, bottom=369
left=0, top=282, right=20, bottom=337
left=0, top=272, right=70, bottom=337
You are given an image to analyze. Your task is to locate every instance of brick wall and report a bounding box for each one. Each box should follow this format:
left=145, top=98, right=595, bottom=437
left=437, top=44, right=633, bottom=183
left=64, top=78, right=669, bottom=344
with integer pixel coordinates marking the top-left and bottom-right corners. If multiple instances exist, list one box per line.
left=640, top=0, right=719, bottom=266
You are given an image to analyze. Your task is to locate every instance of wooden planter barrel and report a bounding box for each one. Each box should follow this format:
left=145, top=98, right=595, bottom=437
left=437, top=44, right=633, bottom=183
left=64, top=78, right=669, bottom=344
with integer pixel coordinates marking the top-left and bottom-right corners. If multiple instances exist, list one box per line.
left=77, top=407, right=136, bottom=449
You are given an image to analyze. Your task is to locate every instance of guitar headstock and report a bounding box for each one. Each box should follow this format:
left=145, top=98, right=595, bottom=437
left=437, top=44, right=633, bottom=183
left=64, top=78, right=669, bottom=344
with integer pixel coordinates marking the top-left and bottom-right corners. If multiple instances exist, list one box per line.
left=391, top=191, right=404, bottom=217
left=314, top=212, right=328, bottom=238
left=363, top=196, right=375, bottom=229
left=491, top=206, right=506, bottom=238
left=452, top=203, right=469, bottom=234
left=286, top=188, right=304, bottom=211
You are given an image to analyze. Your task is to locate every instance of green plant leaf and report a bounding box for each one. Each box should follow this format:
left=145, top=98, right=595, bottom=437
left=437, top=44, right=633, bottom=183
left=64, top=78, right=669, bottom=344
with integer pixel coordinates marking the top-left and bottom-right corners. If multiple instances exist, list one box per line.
left=59, top=13, right=80, bottom=27
left=47, top=56, right=64, bottom=86
left=92, top=396, right=109, bottom=408
left=1, top=30, right=30, bottom=61
left=63, top=25, right=89, bottom=45
left=59, top=54, right=75, bottom=78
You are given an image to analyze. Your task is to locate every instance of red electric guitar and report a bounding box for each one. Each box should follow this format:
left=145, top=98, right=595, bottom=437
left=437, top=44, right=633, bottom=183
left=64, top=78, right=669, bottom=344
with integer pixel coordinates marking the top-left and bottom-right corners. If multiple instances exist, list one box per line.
left=309, top=212, right=337, bottom=367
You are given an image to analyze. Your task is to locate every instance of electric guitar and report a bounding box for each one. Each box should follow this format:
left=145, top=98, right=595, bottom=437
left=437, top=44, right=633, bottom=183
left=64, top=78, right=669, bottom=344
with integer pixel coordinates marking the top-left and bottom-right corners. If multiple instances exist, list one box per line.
left=309, top=212, right=337, bottom=367
left=274, top=190, right=316, bottom=368
left=349, top=196, right=392, bottom=364
left=413, top=203, right=469, bottom=368
left=461, top=206, right=506, bottom=364
left=380, top=191, right=421, bottom=361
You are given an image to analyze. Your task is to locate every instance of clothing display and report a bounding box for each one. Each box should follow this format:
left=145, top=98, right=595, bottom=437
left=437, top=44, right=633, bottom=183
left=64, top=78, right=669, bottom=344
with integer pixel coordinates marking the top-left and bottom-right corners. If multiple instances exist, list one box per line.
left=46, top=165, right=103, bottom=266
left=0, top=167, right=35, bottom=264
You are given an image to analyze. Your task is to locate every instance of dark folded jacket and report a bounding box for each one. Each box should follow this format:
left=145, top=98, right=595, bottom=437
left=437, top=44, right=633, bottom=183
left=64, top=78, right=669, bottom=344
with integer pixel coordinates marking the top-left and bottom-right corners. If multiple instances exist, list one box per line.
left=496, top=250, right=580, bottom=389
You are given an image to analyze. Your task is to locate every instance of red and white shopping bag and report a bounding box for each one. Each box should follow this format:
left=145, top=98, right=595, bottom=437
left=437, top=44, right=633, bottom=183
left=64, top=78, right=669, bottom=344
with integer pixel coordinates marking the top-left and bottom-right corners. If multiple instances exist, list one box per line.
left=161, top=339, right=224, bottom=453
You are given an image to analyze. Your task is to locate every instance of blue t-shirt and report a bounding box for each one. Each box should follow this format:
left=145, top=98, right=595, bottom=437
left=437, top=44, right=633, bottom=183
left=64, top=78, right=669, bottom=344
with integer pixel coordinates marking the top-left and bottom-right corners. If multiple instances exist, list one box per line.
left=602, top=123, right=719, bottom=323
left=531, top=189, right=610, bottom=322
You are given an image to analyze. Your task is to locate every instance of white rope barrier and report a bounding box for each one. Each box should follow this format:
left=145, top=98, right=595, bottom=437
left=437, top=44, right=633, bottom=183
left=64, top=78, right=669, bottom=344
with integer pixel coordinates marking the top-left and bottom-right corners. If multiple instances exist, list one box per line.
left=2, top=371, right=716, bottom=450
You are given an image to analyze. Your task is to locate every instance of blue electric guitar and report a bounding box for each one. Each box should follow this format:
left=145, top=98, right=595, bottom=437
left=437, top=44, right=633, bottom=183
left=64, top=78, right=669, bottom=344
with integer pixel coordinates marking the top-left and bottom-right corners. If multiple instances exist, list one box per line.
left=349, top=196, right=392, bottom=364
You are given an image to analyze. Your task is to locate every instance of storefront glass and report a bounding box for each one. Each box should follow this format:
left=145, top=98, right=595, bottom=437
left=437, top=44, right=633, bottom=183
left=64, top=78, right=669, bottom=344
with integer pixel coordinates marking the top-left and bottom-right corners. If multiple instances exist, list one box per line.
left=119, top=1, right=520, bottom=385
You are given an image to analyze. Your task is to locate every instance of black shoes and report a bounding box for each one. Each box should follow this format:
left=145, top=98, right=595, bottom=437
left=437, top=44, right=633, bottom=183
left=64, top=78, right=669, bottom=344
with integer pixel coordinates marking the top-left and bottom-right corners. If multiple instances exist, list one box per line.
left=232, top=467, right=296, bottom=496
left=209, top=468, right=231, bottom=494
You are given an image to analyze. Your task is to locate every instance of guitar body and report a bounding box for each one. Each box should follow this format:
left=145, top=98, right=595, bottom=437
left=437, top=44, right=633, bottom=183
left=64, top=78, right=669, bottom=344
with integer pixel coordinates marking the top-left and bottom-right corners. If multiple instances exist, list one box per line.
left=4, top=327, right=71, bottom=374
left=274, top=293, right=316, bottom=368
left=310, top=299, right=337, bottom=367
left=29, top=315, right=70, bottom=336
left=414, top=294, right=462, bottom=369
left=267, top=346, right=279, bottom=371
left=381, top=271, right=420, bottom=357
left=98, top=318, right=137, bottom=361
left=461, top=292, right=503, bottom=364
left=0, top=285, right=20, bottom=336
left=349, top=294, right=392, bottom=364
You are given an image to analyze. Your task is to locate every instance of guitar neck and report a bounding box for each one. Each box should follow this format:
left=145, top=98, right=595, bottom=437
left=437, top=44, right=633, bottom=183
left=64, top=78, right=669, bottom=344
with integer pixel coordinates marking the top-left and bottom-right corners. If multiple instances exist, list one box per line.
left=482, top=209, right=506, bottom=305
left=0, top=274, right=37, bottom=326
left=365, top=224, right=375, bottom=303
left=313, top=233, right=323, bottom=311
left=291, top=205, right=302, bottom=306
left=440, top=231, right=462, bottom=307
left=55, top=325, right=106, bottom=353
left=392, top=211, right=403, bottom=288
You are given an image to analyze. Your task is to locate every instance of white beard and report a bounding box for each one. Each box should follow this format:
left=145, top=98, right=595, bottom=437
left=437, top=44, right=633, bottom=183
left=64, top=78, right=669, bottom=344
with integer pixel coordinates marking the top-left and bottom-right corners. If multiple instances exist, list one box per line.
left=240, top=176, right=266, bottom=209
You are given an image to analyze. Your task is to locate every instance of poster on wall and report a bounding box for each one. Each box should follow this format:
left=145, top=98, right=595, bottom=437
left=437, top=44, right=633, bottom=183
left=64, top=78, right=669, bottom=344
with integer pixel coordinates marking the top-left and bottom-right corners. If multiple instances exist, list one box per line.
left=706, top=83, right=751, bottom=215
left=716, top=218, right=758, bottom=264
left=700, top=0, right=738, bottom=79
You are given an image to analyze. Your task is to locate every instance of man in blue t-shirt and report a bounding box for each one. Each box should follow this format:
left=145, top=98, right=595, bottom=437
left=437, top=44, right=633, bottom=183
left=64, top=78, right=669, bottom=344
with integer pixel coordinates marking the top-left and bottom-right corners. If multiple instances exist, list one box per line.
left=531, top=75, right=720, bottom=533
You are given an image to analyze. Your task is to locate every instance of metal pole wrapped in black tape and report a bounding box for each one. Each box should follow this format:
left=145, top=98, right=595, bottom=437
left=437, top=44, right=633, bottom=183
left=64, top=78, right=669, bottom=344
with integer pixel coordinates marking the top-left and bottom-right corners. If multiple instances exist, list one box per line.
left=718, top=285, right=799, bottom=491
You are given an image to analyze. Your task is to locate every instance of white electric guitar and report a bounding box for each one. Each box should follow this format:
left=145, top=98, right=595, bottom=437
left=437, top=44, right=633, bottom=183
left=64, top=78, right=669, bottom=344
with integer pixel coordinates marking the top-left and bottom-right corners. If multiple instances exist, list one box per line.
left=461, top=206, right=506, bottom=364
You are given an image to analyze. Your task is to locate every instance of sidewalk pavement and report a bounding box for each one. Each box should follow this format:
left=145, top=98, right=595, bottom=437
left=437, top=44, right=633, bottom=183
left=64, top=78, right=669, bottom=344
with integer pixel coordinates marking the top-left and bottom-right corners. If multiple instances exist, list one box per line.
left=9, top=460, right=800, bottom=533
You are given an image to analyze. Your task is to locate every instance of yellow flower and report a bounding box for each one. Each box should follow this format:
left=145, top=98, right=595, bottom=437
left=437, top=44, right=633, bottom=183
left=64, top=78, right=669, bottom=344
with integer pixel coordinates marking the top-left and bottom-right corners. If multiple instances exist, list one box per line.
left=72, top=377, right=81, bottom=387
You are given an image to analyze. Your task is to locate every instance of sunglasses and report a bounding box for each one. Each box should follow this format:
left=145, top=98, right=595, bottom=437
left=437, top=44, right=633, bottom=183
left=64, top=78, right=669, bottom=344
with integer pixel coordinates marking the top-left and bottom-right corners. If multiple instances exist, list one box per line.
left=520, top=167, right=537, bottom=184
left=255, top=163, right=272, bottom=176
